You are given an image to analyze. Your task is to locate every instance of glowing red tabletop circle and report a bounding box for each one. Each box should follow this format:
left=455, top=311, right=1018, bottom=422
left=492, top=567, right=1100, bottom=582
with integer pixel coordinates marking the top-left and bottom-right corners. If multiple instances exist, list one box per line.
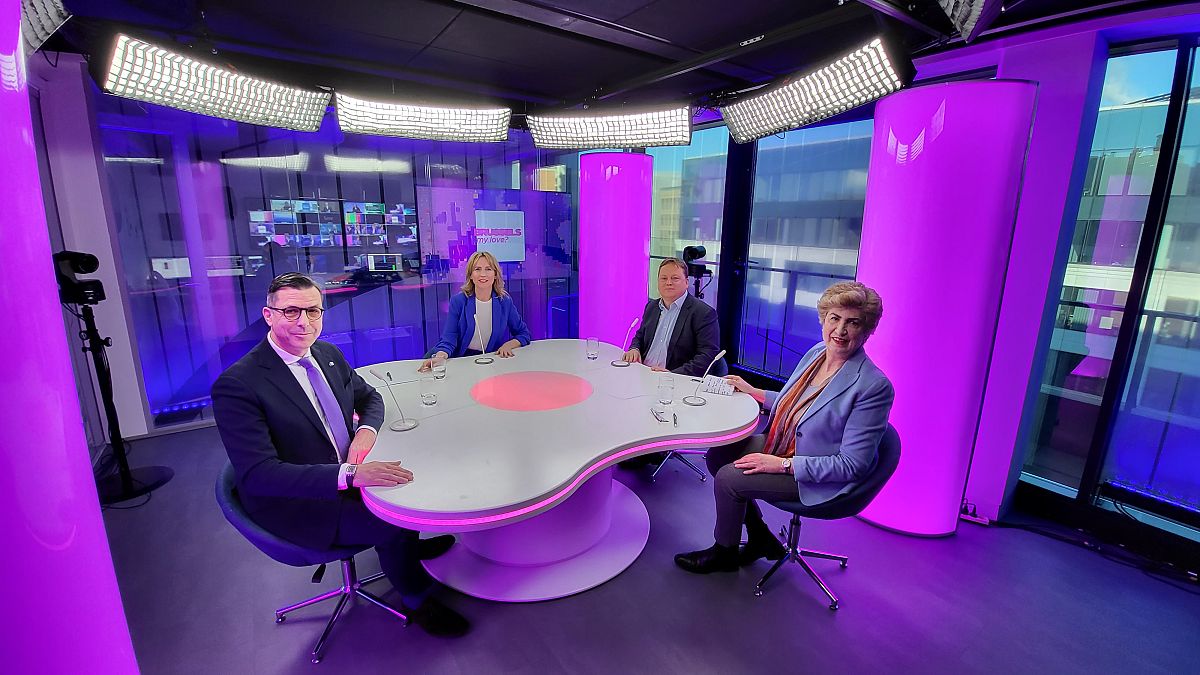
left=470, top=371, right=593, bottom=411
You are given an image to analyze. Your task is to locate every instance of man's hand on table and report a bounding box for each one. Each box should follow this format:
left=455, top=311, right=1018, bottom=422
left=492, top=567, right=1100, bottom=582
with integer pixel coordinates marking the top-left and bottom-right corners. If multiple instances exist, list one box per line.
left=355, top=461, right=414, bottom=487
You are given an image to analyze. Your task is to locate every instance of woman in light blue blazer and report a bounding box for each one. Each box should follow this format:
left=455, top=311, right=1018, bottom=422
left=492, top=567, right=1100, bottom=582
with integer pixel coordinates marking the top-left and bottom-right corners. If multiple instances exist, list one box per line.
left=423, top=251, right=531, bottom=369
left=676, top=281, right=894, bottom=575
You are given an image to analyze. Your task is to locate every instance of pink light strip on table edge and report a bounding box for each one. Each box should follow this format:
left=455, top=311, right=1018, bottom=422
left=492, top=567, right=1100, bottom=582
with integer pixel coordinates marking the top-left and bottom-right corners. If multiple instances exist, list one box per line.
left=363, top=421, right=758, bottom=528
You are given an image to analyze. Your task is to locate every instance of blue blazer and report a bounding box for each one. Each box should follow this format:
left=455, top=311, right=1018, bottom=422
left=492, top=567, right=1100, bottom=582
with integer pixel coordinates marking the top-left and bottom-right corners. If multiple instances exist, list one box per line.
left=764, top=343, right=894, bottom=506
left=433, top=291, right=532, bottom=357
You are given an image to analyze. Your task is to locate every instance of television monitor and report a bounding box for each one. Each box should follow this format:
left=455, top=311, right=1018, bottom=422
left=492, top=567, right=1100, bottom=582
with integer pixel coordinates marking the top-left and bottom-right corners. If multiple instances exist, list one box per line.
left=151, top=257, right=191, bottom=279
left=367, top=254, right=401, bottom=272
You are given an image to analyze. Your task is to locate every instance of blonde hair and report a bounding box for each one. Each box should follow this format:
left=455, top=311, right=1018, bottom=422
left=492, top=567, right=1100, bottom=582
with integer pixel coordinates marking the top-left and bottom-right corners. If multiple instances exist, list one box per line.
left=817, top=281, right=883, bottom=334
left=461, top=250, right=507, bottom=298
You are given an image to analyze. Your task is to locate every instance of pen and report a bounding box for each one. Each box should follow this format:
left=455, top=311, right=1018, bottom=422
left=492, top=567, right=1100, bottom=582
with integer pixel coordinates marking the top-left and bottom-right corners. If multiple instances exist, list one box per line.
left=673, top=413, right=678, bottom=427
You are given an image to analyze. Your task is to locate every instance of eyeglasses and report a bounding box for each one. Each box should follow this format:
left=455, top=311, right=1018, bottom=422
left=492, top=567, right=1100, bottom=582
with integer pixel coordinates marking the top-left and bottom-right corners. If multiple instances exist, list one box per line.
left=267, top=305, right=325, bottom=321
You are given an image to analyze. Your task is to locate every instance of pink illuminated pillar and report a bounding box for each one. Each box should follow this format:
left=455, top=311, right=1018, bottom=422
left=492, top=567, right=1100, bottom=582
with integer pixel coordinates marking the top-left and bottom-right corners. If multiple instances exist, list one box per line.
left=579, top=153, right=652, bottom=347
left=857, top=81, right=1037, bottom=536
left=0, top=1, right=139, bottom=671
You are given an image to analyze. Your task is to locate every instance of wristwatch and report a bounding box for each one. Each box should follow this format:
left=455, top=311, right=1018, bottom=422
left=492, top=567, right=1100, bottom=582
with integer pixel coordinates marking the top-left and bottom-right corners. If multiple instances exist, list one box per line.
left=346, top=463, right=358, bottom=488
left=781, top=458, right=793, bottom=475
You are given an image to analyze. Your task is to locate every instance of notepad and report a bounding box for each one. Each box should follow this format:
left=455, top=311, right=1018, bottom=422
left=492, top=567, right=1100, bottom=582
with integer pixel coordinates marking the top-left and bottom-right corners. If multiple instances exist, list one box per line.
left=700, top=375, right=735, bottom=396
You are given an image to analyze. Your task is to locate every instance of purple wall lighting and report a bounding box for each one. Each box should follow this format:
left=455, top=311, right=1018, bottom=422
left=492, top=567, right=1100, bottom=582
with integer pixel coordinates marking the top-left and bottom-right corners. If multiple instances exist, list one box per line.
left=1, top=0, right=139, bottom=671
left=857, top=81, right=1037, bottom=536
left=579, top=153, right=652, bottom=348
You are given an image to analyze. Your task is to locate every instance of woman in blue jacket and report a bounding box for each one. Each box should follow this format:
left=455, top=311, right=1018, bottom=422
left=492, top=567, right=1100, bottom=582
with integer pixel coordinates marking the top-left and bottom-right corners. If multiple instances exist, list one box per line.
left=423, top=250, right=531, bottom=367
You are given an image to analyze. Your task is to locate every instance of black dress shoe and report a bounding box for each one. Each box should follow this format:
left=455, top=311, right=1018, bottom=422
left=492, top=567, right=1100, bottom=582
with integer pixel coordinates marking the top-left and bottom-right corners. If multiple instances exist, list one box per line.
left=738, top=535, right=786, bottom=566
left=418, top=535, right=455, bottom=561
left=674, top=544, right=739, bottom=574
left=409, top=597, right=470, bottom=638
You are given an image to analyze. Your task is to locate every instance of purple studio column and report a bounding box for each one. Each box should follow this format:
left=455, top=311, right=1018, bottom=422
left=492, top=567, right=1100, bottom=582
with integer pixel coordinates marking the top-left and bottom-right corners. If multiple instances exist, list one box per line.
left=857, top=81, right=1037, bottom=536
left=0, top=0, right=139, bottom=671
left=579, top=153, right=652, bottom=348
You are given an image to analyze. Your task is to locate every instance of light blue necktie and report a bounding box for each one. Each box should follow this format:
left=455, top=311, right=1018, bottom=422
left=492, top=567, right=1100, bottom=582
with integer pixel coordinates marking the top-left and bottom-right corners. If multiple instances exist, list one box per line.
left=298, top=357, right=349, bottom=460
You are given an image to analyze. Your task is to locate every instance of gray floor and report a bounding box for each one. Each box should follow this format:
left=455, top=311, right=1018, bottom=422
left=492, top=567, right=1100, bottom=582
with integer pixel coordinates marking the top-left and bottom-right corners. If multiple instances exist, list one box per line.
left=103, top=427, right=1200, bottom=675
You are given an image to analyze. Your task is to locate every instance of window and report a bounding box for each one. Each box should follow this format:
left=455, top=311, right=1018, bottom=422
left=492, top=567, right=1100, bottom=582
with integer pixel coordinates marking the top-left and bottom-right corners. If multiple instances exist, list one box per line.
left=738, top=120, right=873, bottom=378
left=645, top=126, right=728, bottom=308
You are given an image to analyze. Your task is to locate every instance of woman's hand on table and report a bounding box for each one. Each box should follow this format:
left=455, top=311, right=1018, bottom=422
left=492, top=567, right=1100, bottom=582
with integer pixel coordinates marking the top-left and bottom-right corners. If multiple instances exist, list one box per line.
left=497, top=340, right=520, bottom=358
left=725, top=375, right=766, bottom=403
left=418, top=351, right=449, bottom=372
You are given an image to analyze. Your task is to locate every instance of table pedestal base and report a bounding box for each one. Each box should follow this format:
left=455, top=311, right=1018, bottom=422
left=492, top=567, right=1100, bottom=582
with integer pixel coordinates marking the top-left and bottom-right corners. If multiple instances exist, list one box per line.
left=423, top=473, right=649, bottom=602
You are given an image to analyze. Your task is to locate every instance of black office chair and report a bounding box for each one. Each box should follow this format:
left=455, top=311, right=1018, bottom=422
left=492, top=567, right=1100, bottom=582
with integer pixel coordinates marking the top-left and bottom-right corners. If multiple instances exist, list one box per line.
left=754, top=424, right=901, bottom=610
left=214, top=463, right=407, bottom=664
left=650, top=356, right=729, bottom=483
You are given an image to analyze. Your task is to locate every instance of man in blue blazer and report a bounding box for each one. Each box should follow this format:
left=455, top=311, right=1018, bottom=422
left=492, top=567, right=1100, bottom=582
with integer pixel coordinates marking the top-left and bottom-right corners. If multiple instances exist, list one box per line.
left=622, top=258, right=720, bottom=377
left=676, top=282, right=894, bottom=574
left=426, top=251, right=531, bottom=364
left=212, top=273, right=468, bottom=636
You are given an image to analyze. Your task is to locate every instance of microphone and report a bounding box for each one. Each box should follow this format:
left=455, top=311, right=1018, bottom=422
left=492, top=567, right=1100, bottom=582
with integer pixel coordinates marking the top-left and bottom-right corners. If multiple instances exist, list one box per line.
left=621, top=317, right=640, bottom=351
left=683, top=349, right=726, bottom=407
left=610, top=316, right=641, bottom=367
left=368, top=367, right=419, bottom=432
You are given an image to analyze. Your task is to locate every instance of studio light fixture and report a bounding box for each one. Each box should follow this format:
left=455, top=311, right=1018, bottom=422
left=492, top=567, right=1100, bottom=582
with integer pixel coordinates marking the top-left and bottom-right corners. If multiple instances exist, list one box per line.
left=219, top=152, right=310, bottom=171
left=22, top=0, right=70, bottom=55
left=323, top=155, right=412, bottom=173
left=526, top=106, right=691, bottom=149
left=720, top=38, right=910, bottom=144
left=103, top=34, right=330, bottom=132
left=103, top=156, right=165, bottom=165
left=935, top=0, right=995, bottom=41
left=335, top=93, right=510, bottom=142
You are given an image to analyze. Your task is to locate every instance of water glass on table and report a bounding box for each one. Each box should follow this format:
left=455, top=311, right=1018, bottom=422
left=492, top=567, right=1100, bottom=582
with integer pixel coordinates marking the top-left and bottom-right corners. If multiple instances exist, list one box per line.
left=657, top=374, right=674, bottom=406
left=420, top=375, right=438, bottom=406
left=586, top=337, right=599, bottom=360
left=431, top=355, right=447, bottom=380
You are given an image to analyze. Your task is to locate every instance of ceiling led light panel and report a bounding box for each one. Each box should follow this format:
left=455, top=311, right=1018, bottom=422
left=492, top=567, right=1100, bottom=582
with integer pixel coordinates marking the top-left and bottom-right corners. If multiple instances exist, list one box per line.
left=937, top=0, right=986, bottom=38
left=721, top=39, right=903, bottom=143
left=336, top=93, right=510, bottom=142
left=104, top=35, right=330, bottom=132
left=22, top=0, right=71, bottom=55
left=526, top=107, right=691, bottom=149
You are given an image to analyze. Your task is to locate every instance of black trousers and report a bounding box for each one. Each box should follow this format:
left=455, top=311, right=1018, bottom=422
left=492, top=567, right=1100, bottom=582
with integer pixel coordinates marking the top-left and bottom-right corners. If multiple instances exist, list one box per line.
left=332, top=494, right=434, bottom=607
left=705, top=435, right=801, bottom=548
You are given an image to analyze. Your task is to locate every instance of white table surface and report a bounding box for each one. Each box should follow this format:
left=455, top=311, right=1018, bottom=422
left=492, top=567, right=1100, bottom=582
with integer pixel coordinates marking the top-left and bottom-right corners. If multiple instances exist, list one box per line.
left=357, top=339, right=759, bottom=531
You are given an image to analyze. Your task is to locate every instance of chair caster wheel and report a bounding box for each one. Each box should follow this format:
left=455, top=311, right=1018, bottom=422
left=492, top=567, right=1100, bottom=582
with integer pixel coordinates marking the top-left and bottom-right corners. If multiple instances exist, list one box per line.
left=700, top=477, right=708, bottom=482
left=829, top=602, right=839, bottom=610
left=275, top=615, right=286, bottom=624
left=312, top=657, right=322, bottom=664
left=754, top=589, right=764, bottom=597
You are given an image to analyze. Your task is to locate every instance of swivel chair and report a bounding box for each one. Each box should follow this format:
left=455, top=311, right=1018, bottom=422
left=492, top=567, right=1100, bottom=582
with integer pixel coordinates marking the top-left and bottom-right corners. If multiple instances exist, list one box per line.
left=649, top=356, right=729, bottom=483
left=754, top=424, right=901, bottom=610
left=215, top=463, right=407, bottom=664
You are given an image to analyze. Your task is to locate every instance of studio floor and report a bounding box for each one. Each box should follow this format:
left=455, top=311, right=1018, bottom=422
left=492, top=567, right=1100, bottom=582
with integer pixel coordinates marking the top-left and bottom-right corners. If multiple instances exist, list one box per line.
left=102, top=427, right=1200, bottom=674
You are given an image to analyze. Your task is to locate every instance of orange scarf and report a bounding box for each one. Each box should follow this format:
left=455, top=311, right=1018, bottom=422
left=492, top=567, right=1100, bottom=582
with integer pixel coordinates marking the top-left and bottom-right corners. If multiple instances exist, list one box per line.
left=763, top=354, right=836, bottom=458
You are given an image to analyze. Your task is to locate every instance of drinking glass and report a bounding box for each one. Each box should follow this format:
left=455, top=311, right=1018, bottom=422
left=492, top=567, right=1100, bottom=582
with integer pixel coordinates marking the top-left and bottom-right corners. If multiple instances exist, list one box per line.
left=431, top=355, right=447, bottom=380
left=586, top=337, right=599, bottom=360
left=420, top=375, right=437, bottom=406
left=657, top=374, right=674, bottom=406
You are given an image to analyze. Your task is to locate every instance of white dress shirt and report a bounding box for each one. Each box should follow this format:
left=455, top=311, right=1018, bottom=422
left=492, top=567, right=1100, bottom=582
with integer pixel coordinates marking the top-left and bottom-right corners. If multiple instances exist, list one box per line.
left=267, top=334, right=376, bottom=490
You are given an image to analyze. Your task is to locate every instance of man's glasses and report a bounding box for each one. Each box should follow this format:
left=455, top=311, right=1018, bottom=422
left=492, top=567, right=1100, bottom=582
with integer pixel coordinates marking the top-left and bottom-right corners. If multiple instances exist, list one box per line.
left=267, top=306, right=325, bottom=321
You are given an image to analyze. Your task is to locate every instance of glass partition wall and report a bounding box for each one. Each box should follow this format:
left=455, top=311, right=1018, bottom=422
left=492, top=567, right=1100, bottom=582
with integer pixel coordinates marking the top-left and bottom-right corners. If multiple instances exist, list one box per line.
left=96, top=95, right=582, bottom=429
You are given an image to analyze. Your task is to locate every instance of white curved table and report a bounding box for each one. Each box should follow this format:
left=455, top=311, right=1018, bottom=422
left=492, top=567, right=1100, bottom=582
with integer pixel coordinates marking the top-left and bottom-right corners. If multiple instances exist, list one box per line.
left=356, top=339, right=759, bottom=602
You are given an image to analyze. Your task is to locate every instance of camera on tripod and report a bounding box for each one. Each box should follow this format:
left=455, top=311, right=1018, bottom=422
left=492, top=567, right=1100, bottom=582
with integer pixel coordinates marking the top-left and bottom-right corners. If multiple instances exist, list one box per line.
left=682, top=245, right=712, bottom=299
left=53, top=250, right=106, bottom=305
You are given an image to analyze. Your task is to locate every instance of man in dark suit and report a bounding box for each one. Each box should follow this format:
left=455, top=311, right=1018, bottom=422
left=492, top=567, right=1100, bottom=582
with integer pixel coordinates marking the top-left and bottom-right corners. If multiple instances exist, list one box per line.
left=212, top=272, right=468, bottom=637
left=623, top=258, right=721, bottom=376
